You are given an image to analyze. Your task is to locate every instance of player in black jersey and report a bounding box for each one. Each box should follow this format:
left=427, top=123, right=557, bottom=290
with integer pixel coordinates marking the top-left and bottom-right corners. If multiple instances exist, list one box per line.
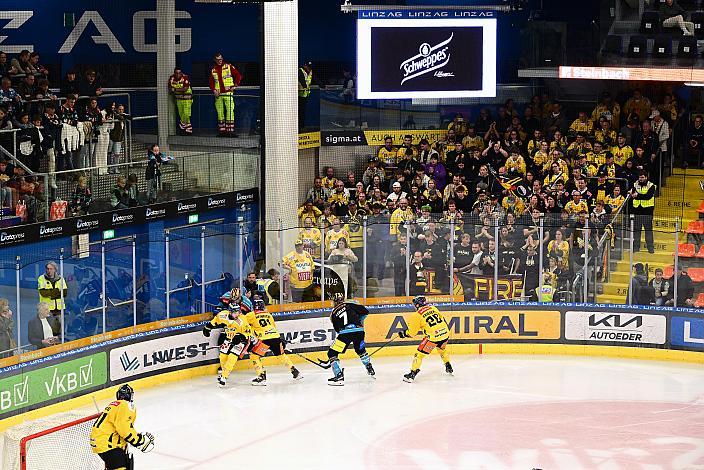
left=326, top=292, right=375, bottom=385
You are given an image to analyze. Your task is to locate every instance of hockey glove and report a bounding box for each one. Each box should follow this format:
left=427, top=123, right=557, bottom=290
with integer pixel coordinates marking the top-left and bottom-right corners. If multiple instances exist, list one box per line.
left=398, top=330, right=410, bottom=339
left=202, top=325, right=211, bottom=337
left=231, top=333, right=247, bottom=345
left=139, top=432, right=155, bottom=453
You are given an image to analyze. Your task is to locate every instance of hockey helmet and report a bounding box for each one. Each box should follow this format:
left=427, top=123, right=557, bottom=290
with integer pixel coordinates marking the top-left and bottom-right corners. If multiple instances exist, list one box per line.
left=332, top=292, right=345, bottom=304
left=252, top=298, right=265, bottom=312
left=116, top=383, right=134, bottom=402
left=227, top=303, right=241, bottom=319
left=412, top=295, right=427, bottom=309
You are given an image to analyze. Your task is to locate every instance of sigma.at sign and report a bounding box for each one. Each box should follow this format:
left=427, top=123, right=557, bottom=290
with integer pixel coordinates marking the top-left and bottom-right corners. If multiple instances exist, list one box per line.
left=565, top=311, right=666, bottom=345
left=109, top=331, right=219, bottom=381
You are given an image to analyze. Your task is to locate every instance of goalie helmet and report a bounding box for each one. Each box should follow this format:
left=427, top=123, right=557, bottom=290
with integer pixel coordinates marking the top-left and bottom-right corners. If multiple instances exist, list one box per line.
left=116, top=383, right=134, bottom=402
left=412, top=295, right=427, bottom=309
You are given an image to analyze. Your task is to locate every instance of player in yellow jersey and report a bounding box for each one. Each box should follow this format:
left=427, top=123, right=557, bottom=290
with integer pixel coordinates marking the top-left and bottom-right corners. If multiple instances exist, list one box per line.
left=202, top=303, right=261, bottom=387
left=90, top=384, right=154, bottom=470
left=399, top=296, right=453, bottom=382
left=245, top=298, right=302, bottom=385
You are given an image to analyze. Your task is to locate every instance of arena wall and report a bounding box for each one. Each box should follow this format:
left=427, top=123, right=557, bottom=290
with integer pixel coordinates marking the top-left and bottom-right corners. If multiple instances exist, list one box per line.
left=2, top=301, right=704, bottom=430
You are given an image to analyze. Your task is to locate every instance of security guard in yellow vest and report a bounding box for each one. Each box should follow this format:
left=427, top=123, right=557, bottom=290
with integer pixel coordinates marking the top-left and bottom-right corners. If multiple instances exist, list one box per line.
left=168, top=67, right=193, bottom=134
left=535, top=273, right=555, bottom=303
left=298, top=61, right=312, bottom=129
left=209, top=52, right=242, bottom=137
left=630, top=170, right=656, bottom=253
left=37, top=261, right=67, bottom=335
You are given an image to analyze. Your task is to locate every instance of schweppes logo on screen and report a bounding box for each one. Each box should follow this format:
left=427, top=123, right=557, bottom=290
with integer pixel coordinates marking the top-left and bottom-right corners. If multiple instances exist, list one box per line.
left=366, top=310, right=561, bottom=341
left=400, top=33, right=453, bottom=85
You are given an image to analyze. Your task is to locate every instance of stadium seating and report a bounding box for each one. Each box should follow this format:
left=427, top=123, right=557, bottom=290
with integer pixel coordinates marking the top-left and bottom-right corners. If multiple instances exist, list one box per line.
left=640, top=11, right=662, bottom=36
left=697, top=200, right=704, bottom=215
left=695, top=292, right=704, bottom=308
left=604, top=35, right=623, bottom=56
left=692, top=11, right=704, bottom=38
left=696, top=245, right=704, bottom=258
left=653, top=35, right=673, bottom=58
left=686, top=220, right=704, bottom=235
left=628, top=35, right=648, bottom=58
left=677, top=243, right=696, bottom=258
left=678, top=35, right=698, bottom=58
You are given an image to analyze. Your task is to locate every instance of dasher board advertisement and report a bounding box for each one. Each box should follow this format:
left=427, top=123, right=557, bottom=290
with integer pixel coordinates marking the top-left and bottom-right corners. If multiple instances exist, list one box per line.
left=357, top=17, right=497, bottom=99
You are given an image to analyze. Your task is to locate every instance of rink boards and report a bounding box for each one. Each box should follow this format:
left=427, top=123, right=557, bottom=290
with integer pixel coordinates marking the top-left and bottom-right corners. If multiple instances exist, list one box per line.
left=1, top=301, right=704, bottom=425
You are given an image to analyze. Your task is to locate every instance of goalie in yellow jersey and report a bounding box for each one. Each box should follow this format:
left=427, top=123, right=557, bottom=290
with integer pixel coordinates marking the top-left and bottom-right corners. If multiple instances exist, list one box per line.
left=90, top=384, right=154, bottom=470
left=245, top=297, right=302, bottom=385
left=202, top=302, right=262, bottom=388
left=399, top=296, right=453, bottom=383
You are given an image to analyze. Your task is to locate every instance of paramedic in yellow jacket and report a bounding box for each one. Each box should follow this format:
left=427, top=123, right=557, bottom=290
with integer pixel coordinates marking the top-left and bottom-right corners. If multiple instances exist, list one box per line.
left=168, top=67, right=193, bottom=135
left=202, top=303, right=260, bottom=387
left=209, top=52, right=242, bottom=137
left=398, top=295, right=453, bottom=382
left=90, top=384, right=154, bottom=470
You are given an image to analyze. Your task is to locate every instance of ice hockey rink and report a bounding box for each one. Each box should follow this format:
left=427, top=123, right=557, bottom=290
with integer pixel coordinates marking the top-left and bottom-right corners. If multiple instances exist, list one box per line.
left=58, top=353, right=704, bottom=470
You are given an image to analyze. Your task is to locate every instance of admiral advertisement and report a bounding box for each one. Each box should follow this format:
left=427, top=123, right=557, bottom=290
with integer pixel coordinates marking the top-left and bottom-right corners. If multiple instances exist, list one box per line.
left=565, top=311, right=667, bottom=345
left=357, top=15, right=497, bottom=99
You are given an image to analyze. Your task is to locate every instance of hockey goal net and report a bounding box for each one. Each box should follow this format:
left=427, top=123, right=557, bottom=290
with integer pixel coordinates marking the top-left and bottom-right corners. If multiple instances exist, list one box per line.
left=2, top=411, right=104, bottom=470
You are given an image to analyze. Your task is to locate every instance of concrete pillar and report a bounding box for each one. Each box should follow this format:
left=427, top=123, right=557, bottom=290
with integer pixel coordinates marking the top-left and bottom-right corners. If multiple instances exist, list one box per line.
left=263, top=0, right=300, bottom=270
left=156, top=0, right=176, bottom=151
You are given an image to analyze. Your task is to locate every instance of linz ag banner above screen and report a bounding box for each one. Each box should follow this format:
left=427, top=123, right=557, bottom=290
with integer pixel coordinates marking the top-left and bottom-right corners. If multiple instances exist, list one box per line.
left=357, top=13, right=497, bottom=99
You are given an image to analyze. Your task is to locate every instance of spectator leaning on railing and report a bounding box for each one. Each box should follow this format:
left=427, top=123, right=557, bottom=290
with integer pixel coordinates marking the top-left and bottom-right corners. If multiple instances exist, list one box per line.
left=145, top=144, right=172, bottom=204
left=59, top=94, right=81, bottom=172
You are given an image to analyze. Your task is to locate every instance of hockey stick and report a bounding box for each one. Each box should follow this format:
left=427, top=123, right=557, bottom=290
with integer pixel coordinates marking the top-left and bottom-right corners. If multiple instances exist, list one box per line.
left=368, top=334, right=399, bottom=358
left=285, top=349, right=331, bottom=369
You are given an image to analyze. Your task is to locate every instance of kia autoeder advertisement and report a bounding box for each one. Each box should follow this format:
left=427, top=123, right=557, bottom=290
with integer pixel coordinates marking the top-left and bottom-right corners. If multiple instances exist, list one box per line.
left=357, top=17, right=497, bottom=99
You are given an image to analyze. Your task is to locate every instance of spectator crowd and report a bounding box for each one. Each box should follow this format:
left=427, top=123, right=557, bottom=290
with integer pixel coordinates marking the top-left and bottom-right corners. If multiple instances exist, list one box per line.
left=0, top=50, right=128, bottom=224
left=293, top=89, right=681, bottom=302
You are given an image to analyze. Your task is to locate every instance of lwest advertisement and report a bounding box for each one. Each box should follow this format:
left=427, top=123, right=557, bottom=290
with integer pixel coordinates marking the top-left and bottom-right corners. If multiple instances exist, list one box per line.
left=109, top=331, right=219, bottom=381
left=0, top=353, right=107, bottom=415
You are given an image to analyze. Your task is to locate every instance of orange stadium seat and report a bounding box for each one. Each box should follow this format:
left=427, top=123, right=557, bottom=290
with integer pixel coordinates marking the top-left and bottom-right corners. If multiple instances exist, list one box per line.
left=677, top=243, right=696, bottom=258
left=663, top=265, right=675, bottom=278
left=697, top=201, right=704, bottom=214
left=687, top=268, right=704, bottom=283
left=695, top=293, right=704, bottom=308
left=686, top=221, right=704, bottom=234
left=696, top=246, right=704, bottom=258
